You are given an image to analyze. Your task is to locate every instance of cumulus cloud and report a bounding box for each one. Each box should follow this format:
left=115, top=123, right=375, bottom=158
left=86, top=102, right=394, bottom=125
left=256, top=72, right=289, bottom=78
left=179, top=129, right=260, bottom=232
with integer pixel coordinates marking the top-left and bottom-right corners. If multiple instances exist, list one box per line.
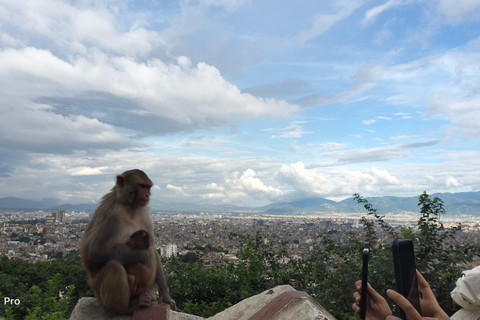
left=277, top=162, right=399, bottom=198
left=166, top=184, right=190, bottom=197
left=0, top=47, right=297, bottom=126
left=226, top=169, right=284, bottom=200
left=0, top=99, right=140, bottom=153
left=0, top=0, right=163, bottom=56
left=0, top=1, right=299, bottom=154
left=445, top=175, right=460, bottom=187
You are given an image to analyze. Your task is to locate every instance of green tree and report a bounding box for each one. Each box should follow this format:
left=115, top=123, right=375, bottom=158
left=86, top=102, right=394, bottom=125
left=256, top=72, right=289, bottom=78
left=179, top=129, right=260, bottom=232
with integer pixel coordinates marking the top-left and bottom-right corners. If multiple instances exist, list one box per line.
left=0, top=274, right=75, bottom=320
left=179, top=252, right=201, bottom=264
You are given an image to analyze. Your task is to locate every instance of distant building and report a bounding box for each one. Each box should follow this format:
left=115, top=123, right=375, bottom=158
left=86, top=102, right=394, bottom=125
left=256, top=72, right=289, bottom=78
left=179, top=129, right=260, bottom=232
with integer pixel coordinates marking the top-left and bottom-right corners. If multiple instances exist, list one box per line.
left=160, top=244, right=178, bottom=258
left=52, top=209, right=65, bottom=223
left=45, top=215, right=55, bottom=225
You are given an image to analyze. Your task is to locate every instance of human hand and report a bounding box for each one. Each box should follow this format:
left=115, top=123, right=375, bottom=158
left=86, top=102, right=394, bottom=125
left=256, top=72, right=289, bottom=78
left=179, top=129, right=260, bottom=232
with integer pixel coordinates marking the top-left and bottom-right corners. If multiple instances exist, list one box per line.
left=385, top=271, right=449, bottom=320
left=353, top=280, right=392, bottom=320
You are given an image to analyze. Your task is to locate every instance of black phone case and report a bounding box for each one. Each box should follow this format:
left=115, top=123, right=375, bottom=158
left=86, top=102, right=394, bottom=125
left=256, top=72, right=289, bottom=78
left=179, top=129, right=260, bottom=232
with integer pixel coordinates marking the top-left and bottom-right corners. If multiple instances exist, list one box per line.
left=392, top=239, right=421, bottom=320
left=360, top=248, right=369, bottom=320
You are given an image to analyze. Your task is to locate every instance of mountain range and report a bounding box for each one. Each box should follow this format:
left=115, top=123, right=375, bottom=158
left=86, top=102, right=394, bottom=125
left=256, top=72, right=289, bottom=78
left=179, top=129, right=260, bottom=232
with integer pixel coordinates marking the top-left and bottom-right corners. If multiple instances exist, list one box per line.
left=1, top=191, right=479, bottom=216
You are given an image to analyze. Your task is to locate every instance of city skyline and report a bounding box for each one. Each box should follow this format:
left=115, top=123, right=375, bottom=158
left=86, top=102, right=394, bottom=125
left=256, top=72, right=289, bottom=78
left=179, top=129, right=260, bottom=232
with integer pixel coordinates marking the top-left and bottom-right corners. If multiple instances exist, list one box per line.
left=0, top=0, right=479, bottom=207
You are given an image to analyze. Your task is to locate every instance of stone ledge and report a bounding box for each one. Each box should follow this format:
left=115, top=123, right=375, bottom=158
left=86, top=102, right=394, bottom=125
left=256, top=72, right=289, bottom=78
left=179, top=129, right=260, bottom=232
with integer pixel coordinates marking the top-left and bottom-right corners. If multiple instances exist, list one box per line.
left=69, top=286, right=336, bottom=320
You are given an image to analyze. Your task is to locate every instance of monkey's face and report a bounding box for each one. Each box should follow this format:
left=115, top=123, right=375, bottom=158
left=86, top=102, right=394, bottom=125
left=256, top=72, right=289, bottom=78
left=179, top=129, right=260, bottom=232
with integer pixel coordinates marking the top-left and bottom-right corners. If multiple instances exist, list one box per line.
left=115, top=170, right=153, bottom=208
left=136, top=183, right=151, bottom=207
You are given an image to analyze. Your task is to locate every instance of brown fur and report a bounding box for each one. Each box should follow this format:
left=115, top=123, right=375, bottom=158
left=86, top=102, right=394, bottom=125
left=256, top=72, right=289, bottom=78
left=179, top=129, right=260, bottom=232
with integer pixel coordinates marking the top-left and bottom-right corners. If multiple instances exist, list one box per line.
left=79, top=169, right=176, bottom=314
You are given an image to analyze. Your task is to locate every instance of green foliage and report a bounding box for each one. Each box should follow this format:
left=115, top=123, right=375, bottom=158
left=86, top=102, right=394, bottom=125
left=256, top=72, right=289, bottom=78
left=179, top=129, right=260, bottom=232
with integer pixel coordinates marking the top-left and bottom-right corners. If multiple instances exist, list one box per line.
left=165, top=257, right=235, bottom=317
left=178, top=251, right=200, bottom=264
left=0, top=255, right=91, bottom=320
left=24, top=274, right=75, bottom=320
left=0, top=274, right=75, bottom=320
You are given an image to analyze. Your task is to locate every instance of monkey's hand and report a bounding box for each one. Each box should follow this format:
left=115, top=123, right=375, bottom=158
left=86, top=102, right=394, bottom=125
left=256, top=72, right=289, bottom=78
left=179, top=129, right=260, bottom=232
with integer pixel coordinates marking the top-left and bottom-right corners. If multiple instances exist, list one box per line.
left=162, top=296, right=176, bottom=311
left=126, top=230, right=150, bottom=250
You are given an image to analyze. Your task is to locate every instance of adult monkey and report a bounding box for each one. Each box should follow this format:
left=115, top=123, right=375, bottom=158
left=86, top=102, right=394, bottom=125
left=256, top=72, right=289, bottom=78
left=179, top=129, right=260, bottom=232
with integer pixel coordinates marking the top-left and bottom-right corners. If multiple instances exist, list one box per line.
left=80, top=169, right=176, bottom=314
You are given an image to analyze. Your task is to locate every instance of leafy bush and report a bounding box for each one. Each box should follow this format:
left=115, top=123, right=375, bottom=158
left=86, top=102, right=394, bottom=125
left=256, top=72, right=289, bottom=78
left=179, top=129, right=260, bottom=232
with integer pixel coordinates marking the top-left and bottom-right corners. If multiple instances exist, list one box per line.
left=0, top=274, right=75, bottom=320
left=0, top=255, right=91, bottom=319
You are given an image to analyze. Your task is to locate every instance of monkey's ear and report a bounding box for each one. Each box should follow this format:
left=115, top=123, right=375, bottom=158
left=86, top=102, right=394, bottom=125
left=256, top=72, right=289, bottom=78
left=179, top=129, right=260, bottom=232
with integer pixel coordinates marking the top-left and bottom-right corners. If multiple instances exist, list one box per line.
left=116, top=175, right=125, bottom=188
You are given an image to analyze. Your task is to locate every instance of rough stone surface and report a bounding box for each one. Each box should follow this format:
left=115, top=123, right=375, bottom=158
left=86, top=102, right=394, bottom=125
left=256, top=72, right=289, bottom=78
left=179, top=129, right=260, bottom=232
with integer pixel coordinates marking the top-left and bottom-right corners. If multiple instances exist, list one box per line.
left=69, top=297, right=131, bottom=320
left=69, top=286, right=336, bottom=320
left=208, top=285, right=336, bottom=320
left=209, top=285, right=295, bottom=320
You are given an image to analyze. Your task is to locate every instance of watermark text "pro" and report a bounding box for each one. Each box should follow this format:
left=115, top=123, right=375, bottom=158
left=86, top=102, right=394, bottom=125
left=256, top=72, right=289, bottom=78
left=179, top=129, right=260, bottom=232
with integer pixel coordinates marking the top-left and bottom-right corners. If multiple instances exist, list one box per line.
left=4, top=297, right=20, bottom=305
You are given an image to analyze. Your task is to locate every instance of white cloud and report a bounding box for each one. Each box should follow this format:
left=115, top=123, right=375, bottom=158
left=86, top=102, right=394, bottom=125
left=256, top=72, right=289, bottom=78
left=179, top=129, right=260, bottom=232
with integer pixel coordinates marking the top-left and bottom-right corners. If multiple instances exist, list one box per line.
left=390, top=135, right=420, bottom=140
left=437, top=0, right=480, bottom=24
left=322, top=141, right=441, bottom=165
left=166, top=184, right=189, bottom=197
left=363, top=120, right=376, bottom=125
left=196, top=0, right=246, bottom=12
left=269, top=124, right=313, bottom=139
left=297, top=0, right=365, bottom=43
left=0, top=46, right=298, bottom=142
left=387, top=95, right=411, bottom=105
left=235, top=169, right=284, bottom=199
left=428, top=95, right=480, bottom=138
left=445, top=176, right=460, bottom=187
left=370, top=167, right=399, bottom=185
left=68, top=166, right=109, bottom=176
left=277, top=162, right=399, bottom=198
left=0, top=0, right=163, bottom=56
left=0, top=99, right=140, bottom=153
left=308, top=142, right=345, bottom=151
left=289, top=141, right=301, bottom=153
left=362, top=0, right=406, bottom=27
left=294, top=64, right=381, bottom=107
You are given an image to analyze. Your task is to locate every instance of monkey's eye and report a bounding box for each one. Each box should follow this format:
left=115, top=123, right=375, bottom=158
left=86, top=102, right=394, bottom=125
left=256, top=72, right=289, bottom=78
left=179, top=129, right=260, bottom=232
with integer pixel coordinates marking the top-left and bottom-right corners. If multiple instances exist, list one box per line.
left=139, top=184, right=151, bottom=189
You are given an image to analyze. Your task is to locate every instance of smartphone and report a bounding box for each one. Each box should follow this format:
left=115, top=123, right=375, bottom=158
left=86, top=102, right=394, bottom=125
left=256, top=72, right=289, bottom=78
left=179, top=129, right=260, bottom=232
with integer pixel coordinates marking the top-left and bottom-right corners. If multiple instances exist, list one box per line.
left=360, top=248, right=369, bottom=320
left=392, top=239, right=421, bottom=320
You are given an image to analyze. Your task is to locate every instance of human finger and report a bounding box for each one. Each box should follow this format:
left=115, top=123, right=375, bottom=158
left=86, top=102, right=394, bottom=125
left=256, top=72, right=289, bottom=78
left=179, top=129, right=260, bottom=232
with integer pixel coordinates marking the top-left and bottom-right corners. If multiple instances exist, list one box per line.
left=358, top=281, right=386, bottom=305
left=416, top=270, right=435, bottom=301
left=352, top=301, right=360, bottom=314
left=354, top=291, right=361, bottom=302
left=387, top=289, right=422, bottom=320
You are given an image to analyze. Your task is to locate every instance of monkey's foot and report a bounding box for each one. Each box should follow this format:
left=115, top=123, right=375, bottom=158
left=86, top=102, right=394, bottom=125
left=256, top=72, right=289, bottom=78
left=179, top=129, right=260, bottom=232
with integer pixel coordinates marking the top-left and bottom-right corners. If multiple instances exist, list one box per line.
left=137, top=290, right=155, bottom=307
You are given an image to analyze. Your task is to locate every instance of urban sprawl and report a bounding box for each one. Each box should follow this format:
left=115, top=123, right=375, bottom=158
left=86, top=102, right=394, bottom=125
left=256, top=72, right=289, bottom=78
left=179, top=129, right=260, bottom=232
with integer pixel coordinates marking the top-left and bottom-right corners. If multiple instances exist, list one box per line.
left=1, top=209, right=480, bottom=265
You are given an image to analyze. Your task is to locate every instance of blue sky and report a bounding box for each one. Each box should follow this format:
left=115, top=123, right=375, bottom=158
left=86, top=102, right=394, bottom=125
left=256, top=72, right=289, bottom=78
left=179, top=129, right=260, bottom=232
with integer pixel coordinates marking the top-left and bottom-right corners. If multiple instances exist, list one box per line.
left=0, top=0, right=479, bottom=207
